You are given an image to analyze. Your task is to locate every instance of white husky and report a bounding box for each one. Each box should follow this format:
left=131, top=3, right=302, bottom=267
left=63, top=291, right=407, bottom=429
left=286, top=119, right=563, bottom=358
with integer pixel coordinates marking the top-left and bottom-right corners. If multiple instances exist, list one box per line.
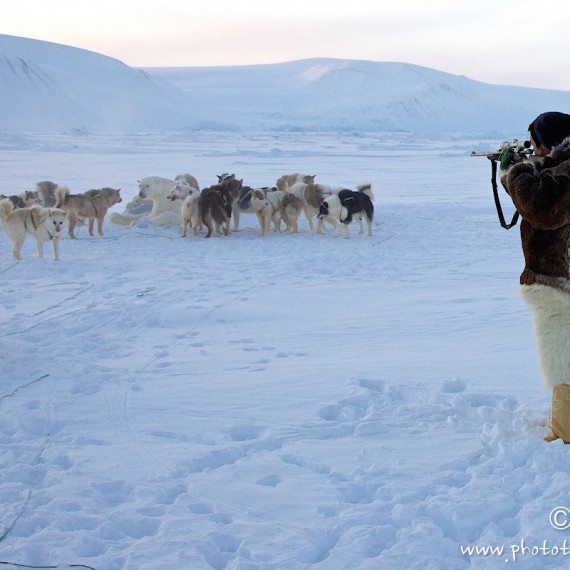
left=0, top=199, right=66, bottom=260
left=167, top=181, right=202, bottom=237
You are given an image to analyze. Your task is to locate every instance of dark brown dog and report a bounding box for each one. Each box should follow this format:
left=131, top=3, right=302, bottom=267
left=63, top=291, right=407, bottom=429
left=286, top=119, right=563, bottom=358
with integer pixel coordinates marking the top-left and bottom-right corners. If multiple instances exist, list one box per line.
left=199, top=178, right=243, bottom=238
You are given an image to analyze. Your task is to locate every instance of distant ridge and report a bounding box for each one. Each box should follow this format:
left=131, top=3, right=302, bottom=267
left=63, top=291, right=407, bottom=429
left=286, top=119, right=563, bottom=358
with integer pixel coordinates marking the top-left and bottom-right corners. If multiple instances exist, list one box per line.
left=1, top=34, right=569, bottom=135
left=148, top=58, right=570, bottom=135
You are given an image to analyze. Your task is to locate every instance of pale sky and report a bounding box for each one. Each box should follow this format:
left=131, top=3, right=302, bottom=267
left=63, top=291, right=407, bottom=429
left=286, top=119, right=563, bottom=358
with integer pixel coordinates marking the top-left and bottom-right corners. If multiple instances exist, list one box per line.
left=3, top=0, right=570, bottom=90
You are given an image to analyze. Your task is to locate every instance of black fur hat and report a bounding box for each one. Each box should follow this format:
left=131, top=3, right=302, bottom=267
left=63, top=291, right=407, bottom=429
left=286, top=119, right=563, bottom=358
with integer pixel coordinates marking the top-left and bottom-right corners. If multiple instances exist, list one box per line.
left=529, top=111, right=570, bottom=149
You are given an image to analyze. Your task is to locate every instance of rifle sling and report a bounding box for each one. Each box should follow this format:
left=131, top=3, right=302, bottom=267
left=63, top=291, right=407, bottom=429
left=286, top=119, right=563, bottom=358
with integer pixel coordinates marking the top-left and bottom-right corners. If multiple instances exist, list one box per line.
left=490, top=158, right=519, bottom=230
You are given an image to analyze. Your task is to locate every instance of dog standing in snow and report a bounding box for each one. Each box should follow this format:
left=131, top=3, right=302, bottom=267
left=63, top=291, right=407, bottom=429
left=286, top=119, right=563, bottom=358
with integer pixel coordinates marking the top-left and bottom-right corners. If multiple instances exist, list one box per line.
left=318, top=183, right=375, bottom=238
left=55, top=186, right=122, bottom=238
left=168, top=180, right=202, bottom=237
left=0, top=199, right=66, bottom=260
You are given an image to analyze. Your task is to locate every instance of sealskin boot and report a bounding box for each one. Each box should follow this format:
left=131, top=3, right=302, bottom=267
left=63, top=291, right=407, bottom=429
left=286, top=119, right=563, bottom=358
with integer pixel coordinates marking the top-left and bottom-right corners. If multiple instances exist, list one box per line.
left=545, top=384, right=570, bottom=443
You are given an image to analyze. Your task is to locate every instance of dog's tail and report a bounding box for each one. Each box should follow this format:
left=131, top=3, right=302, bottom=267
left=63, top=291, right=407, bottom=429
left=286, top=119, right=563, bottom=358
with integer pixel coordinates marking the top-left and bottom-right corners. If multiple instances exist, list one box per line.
left=357, top=183, right=375, bottom=202
left=54, top=185, right=70, bottom=208
left=282, top=194, right=301, bottom=222
left=276, top=177, right=290, bottom=193
left=0, top=198, right=14, bottom=220
left=304, top=184, right=324, bottom=209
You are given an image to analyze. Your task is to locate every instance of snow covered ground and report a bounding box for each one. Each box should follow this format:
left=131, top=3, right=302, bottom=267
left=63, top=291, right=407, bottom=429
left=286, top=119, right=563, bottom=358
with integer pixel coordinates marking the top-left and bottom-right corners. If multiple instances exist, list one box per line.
left=1, top=131, right=570, bottom=569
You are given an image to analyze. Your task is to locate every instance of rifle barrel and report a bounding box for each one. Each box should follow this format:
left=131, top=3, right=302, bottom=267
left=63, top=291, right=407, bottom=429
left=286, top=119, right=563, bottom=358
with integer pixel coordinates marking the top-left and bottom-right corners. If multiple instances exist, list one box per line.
left=470, top=151, right=500, bottom=159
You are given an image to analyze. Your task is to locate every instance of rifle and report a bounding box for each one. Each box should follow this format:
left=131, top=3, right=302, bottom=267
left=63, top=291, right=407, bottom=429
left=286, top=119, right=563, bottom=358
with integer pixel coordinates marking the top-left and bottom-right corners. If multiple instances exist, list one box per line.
left=471, top=139, right=533, bottom=230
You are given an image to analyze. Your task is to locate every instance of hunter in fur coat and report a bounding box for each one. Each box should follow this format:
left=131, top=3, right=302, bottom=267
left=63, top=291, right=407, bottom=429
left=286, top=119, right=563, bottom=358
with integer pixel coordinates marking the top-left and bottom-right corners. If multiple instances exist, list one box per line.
left=505, top=111, right=570, bottom=443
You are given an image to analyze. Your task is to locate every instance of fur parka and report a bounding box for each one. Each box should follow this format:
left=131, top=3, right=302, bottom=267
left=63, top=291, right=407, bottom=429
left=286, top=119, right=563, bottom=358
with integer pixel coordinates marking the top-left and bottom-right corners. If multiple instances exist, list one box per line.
left=506, top=136, right=570, bottom=291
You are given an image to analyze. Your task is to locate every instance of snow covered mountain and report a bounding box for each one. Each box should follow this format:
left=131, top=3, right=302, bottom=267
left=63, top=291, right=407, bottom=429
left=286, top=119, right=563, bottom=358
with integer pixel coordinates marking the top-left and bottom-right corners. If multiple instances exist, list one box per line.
left=1, top=33, right=570, bottom=135
left=0, top=34, right=195, bottom=132
left=149, top=60, right=570, bottom=135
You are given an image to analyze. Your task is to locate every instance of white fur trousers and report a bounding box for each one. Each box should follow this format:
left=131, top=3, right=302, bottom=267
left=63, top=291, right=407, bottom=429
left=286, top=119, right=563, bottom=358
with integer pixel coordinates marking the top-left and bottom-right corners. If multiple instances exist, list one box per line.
left=520, top=284, right=570, bottom=388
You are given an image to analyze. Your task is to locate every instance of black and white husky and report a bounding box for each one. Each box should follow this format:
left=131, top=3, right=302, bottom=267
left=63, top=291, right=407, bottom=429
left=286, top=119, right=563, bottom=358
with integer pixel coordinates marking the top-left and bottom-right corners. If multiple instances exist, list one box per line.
left=317, top=183, right=374, bottom=238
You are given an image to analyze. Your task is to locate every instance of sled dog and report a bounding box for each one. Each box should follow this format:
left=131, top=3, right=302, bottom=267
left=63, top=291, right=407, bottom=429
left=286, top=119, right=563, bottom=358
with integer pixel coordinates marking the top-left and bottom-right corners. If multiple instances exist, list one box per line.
left=338, top=184, right=375, bottom=237
left=250, top=189, right=302, bottom=235
left=168, top=181, right=202, bottom=237
left=55, top=186, right=122, bottom=238
left=199, top=179, right=241, bottom=238
left=0, top=199, right=66, bottom=260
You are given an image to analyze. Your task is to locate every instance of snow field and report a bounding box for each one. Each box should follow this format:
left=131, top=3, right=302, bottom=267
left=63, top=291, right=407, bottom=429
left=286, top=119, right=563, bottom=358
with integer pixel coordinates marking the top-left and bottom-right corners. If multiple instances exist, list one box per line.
left=1, top=132, right=568, bottom=569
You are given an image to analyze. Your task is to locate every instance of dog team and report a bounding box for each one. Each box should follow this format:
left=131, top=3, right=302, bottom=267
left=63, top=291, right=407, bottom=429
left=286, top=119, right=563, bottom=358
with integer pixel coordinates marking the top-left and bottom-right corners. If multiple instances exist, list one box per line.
left=110, top=172, right=375, bottom=239
left=0, top=173, right=375, bottom=260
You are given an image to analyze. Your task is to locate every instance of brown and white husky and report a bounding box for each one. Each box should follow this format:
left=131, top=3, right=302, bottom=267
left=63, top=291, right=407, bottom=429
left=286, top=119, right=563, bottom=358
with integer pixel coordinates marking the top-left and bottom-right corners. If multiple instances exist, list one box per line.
left=55, top=186, right=122, bottom=238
